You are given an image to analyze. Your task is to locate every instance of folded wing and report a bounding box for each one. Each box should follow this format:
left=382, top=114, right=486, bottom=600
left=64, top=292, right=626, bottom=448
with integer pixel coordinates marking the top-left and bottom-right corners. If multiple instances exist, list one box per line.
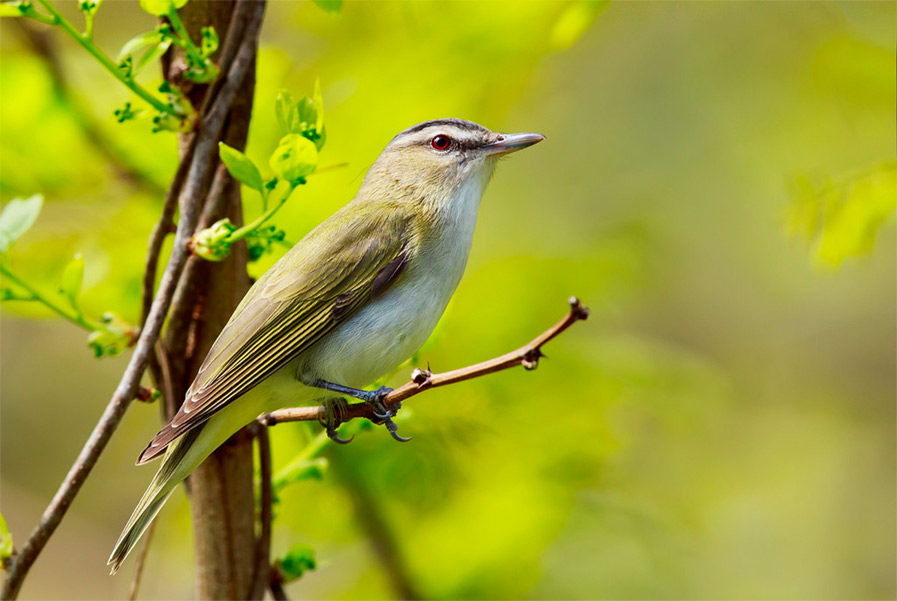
left=138, top=201, right=413, bottom=464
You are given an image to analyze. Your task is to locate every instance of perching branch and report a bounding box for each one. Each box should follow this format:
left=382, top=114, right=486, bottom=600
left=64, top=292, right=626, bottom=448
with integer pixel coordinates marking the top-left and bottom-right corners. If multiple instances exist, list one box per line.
left=260, top=297, right=590, bottom=428
left=0, top=4, right=266, bottom=597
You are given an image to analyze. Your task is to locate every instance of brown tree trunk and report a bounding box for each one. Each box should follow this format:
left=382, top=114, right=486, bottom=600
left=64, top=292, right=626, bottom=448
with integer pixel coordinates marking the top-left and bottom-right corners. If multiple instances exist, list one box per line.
left=162, top=2, right=259, bottom=598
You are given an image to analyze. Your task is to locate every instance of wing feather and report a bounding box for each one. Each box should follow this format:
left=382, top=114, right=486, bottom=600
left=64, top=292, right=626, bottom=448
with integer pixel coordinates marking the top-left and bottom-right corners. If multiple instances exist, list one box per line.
left=137, top=201, right=413, bottom=464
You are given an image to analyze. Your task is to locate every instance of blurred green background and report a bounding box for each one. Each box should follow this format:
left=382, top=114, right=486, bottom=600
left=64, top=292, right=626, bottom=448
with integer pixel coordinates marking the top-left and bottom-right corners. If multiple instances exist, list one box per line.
left=1, top=1, right=895, bottom=599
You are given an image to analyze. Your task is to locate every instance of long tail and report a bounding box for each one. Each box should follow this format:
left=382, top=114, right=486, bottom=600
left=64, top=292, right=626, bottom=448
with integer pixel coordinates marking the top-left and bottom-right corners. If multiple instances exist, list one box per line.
left=107, top=428, right=201, bottom=574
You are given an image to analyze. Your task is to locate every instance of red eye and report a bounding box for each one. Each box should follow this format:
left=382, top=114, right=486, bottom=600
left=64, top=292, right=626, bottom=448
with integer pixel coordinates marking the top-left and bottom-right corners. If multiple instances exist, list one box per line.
left=431, top=135, right=451, bottom=150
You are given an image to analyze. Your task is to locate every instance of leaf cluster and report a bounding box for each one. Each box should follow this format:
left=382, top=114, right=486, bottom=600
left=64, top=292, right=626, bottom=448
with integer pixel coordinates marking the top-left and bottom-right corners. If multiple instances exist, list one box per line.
left=191, top=82, right=327, bottom=262
left=0, top=196, right=136, bottom=357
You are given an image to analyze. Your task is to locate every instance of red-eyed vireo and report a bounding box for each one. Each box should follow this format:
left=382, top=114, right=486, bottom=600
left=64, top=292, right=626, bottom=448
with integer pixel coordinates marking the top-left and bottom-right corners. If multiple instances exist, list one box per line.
left=108, top=118, right=544, bottom=572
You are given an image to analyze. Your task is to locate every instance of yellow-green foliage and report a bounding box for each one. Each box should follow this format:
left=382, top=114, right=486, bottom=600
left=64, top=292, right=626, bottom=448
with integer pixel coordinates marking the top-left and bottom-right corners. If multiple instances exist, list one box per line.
left=0, top=1, right=894, bottom=599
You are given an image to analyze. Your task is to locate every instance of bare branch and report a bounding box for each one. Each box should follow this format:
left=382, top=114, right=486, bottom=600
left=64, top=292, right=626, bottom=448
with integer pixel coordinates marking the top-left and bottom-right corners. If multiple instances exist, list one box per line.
left=140, top=138, right=195, bottom=327
left=248, top=426, right=273, bottom=599
left=0, top=4, right=267, bottom=597
left=260, top=297, right=590, bottom=427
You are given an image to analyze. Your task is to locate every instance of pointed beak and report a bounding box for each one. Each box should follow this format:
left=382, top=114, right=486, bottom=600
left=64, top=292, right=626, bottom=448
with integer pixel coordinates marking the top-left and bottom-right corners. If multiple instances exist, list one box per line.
left=482, top=132, right=546, bottom=156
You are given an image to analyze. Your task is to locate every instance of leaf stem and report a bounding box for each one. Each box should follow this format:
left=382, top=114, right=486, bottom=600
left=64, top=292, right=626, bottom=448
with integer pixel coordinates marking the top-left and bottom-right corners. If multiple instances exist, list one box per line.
left=83, top=11, right=94, bottom=40
left=227, top=184, right=297, bottom=243
left=33, top=0, right=173, bottom=116
left=0, top=262, right=105, bottom=332
left=166, top=6, right=207, bottom=72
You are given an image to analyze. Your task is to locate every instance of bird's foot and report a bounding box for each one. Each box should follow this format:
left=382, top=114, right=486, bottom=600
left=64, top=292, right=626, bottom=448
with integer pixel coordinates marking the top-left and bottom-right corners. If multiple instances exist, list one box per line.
left=364, top=388, right=411, bottom=443
left=320, top=397, right=354, bottom=444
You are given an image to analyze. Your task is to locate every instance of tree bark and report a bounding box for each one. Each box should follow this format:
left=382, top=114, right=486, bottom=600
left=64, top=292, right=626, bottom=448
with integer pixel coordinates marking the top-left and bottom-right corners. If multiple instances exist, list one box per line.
left=163, top=2, right=259, bottom=598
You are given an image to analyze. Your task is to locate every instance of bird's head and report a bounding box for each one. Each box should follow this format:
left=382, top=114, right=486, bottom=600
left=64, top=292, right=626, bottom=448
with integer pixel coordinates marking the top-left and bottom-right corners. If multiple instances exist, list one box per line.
left=358, top=118, right=544, bottom=209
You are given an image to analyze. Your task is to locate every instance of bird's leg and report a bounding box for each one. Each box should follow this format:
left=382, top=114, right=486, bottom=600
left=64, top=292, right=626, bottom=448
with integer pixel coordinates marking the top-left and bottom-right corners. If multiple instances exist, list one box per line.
left=319, top=397, right=354, bottom=444
left=311, top=380, right=411, bottom=443
left=311, top=380, right=394, bottom=418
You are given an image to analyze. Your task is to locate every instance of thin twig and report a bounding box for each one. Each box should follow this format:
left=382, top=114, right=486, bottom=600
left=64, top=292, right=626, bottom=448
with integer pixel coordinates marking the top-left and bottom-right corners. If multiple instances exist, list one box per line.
left=140, top=138, right=196, bottom=327
left=0, top=4, right=267, bottom=598
left=153, top=341, right=177, bottom=423
left=269, top=578, right=289, bottom=601
left=127, top=520, right=156, bottom=601
left=260, top=297, right=590, bottom=427
left=13, top=20, right=166, bottom=195
left=248, top=426, right=273, bottom=599
left=198, top=163, right=234, bottom=230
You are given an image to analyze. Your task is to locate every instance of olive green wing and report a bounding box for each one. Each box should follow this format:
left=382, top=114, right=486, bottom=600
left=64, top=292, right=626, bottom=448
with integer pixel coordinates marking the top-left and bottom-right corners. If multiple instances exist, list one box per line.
left=137, top=202, right=412, bottom=464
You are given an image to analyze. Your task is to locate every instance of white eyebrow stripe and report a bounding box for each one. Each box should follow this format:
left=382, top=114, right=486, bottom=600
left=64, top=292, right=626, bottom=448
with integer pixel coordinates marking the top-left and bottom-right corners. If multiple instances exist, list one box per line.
left=391, top=126, right=483, bottom=149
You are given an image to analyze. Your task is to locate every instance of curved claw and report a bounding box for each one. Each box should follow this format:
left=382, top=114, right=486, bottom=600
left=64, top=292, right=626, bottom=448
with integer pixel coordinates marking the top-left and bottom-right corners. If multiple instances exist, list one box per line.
left=371, top=408, right=392, bottom=420
left=328, top=430, right=355, bottom=445
left=384, top=418, right=412, bottom=443
left=390, top=430, right=413, bottom=443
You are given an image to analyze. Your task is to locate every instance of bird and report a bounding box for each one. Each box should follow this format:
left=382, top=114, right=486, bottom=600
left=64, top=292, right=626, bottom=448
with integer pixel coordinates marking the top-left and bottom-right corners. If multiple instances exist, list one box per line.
left=108, top=118, right=544, bottom=573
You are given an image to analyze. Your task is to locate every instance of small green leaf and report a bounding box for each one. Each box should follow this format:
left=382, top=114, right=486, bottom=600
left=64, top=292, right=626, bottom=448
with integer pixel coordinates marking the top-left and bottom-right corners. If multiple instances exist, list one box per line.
left=200, top=25, right=218, bottom=58
left=0, top=512, right=13, bottom=570
left=138, top=0, right=186, bottom=17
left=313, top=0, right=341, bottom=14
left=275, top=90, right=299, bottom=135
left=0, top=2, right=26, bottom=17
left=269, top=134, right=318, bottom=185
left=276, top=544, right=317, bottom=584
left=0, top=194, right=43, bottom=253
left=219, top=142, right=263, bottom=192
left=134, top=38, right=172, bottom=74
left=295, top=97, right=317, bottom=129
left=59, top=253, right=84, bottom=310
left=117, top=30, right=162, bottom=61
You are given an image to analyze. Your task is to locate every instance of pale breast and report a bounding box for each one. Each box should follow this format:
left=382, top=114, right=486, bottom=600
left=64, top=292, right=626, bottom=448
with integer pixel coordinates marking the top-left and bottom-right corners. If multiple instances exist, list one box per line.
left=297, top=180, right=482, bottom=388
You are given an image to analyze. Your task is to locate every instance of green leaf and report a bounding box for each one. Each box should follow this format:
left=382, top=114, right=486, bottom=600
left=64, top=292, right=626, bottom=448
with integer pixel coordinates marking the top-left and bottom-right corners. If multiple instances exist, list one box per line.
left=275, top=90, right=299, bottom=135
left=117, top=30, right=162, bottom=61
left=313, top=0, right=341, bottom=14
left=0, top=512, right=13, bottom=570
left=0, top=194, right=43, bottom=253
left=138, top=0, right=187, bottom=17
left=269, top=134, right=318, bottom=185
left=200, top=25, right=218, bottom=58
left=134, top=38, right=172, bottom=74
left=0, top=2, right=26, bottom=17
left=59, top=253, right=84, bottom=310
left=219, top=142, right=263, bottom=192
left=787, top=162, right=897, bottom=269
left=295, top=97, right=317, bottom=129
left=276, top=544, right=317, bottom=584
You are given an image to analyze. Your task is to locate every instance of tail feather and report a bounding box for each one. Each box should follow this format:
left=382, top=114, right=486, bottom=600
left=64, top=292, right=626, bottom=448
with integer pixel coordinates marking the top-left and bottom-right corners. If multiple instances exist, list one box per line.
left=108, top=428, right=200, bottom=574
